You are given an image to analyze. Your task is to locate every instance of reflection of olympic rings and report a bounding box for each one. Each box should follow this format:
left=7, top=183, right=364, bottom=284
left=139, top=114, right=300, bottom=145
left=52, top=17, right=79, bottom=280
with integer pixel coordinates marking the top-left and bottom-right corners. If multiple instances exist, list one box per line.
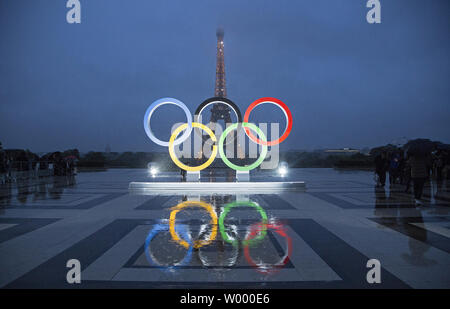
left=194, top=97, right=242, bottom=146
left=144, top=222, right=193, bottom=270
left=169, top=201, right=218, bottom=249
left=147, top=199, right=293, bottom=275
left=243, top=97, right=292, bottom=146
left=197, top=223, right=240, bottom=268
left=168, top=122, right=218, bottom=171
left=219, top=201, right=268, bottom=246
left=244, top=222, right=292, bottom=274
left=143, top=98, right=192, bottom=147
left=219, top=123, right=267, bottom=171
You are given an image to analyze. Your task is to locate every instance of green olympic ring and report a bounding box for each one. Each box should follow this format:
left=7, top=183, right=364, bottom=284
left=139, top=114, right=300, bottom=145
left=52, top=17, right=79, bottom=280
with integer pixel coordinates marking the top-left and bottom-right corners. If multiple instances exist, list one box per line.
left=219, top=201, right=268, bottom=247
left=218, top=122, right=268, bottom=171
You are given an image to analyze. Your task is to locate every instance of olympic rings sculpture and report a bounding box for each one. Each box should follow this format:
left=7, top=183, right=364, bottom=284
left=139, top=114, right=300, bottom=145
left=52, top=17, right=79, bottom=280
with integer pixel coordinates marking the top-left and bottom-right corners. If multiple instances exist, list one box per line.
left=169, top=122, right=218, bottom=172
left=143, top=98, right=193, bottom=147
left=143, top=96, right=292, bottom=171
left=243, top=97, right=293, bottom=146
left=194, top=97, right=242, bottom=146
left=219, top=123, right=267, bottom=171
left=143, top=200, right=291, bottom=274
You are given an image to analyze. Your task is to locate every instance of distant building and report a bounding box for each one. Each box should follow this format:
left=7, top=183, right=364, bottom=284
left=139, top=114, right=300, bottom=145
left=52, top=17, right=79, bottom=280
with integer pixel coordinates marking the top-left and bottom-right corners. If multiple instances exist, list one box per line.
left=324, top=148, right=360, bottom=155
left=105, top=144, right=111, bottom=154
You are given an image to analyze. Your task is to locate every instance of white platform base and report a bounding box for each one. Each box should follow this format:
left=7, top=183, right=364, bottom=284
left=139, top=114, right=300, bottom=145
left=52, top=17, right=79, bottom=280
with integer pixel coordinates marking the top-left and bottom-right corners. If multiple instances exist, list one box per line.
left=129, top=181, right=306, bottom=195
left=186, top=171, right=200, bottom=182
left=236, top=170, right=249, bottom=182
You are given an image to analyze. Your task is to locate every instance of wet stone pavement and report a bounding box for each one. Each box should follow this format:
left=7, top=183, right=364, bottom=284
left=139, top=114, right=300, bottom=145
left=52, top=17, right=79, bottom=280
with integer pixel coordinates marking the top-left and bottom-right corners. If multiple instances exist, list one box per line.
left=0, top=168, right=449, bottom=288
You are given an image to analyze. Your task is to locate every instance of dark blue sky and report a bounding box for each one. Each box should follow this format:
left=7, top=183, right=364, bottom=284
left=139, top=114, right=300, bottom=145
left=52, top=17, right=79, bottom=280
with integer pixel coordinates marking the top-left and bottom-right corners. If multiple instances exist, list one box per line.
left=1, top=0, right=449, bottom=153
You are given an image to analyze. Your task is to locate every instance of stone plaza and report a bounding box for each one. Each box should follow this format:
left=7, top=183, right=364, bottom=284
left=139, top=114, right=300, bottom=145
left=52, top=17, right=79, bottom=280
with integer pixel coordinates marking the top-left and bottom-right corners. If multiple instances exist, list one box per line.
left=0, top=168, right=449, bottom=288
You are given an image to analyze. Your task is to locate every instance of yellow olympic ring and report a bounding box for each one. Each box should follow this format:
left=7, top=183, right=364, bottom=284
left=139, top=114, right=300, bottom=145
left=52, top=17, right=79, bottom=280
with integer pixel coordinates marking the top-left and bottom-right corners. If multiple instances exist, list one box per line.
left=169, top=201, right=218, bottom=249
left=168, top=122, right=217, bottom=172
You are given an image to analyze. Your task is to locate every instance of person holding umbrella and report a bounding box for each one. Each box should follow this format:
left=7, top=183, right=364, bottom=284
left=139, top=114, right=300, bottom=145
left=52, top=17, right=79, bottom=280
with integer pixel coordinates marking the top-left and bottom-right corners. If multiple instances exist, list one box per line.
left=374, top=151, right=388, bottom=187
left=404, top=139, right=434, bottom=205
left=409, top=153, right=429, bottom=204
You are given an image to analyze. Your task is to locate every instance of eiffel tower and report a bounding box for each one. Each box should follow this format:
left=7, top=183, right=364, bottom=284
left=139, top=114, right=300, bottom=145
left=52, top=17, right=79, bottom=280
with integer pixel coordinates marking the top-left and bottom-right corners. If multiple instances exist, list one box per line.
left=210, top=28, right=244, bottom=160
left=211, top=28, right=231, bottom=124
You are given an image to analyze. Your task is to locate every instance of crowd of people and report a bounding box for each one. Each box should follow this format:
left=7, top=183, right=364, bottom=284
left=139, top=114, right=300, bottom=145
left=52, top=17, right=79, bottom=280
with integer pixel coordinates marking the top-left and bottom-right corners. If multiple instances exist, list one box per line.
left=0, top=145, right=77, bottom=184
left=374, top=149, right=450, bottom=205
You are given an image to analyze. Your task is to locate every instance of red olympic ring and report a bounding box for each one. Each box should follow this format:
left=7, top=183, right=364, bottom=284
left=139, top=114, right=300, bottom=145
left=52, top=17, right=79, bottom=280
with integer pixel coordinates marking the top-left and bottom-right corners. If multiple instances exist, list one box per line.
left=243, top=97, right=293, bottom=146
left=243, top=222, right=292, bottom=274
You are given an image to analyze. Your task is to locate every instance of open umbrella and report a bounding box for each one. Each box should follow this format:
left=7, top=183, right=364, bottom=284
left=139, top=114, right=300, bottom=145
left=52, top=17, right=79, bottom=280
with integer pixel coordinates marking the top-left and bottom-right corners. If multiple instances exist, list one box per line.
left=64, top=155, right=78, bottom=161
left=26, top=151, right=39, bottom=161
left=435, top=142, right=450, bottom=151
left=370, top=144, right=400, bottom=156
left=62, top=149, right=80, bottom=159
left=403, top=139, right=437, bottom=156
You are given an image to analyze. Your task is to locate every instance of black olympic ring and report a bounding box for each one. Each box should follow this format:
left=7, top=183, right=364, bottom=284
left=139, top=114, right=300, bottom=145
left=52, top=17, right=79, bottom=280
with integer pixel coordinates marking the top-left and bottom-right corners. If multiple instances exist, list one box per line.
left=193, top=97, right=242, bottom=146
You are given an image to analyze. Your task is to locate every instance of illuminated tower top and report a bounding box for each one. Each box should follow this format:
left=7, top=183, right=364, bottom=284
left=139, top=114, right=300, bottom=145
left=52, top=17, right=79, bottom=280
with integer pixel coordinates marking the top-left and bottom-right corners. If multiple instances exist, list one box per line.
left=214, top=28, right=226, bottom=97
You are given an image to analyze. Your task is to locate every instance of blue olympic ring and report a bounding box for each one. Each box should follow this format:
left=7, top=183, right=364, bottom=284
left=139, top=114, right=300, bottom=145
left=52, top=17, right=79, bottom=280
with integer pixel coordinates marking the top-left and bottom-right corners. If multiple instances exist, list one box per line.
left=144, top=222, right=193, bottom=271
left=143, top=97, right=193, bottom=147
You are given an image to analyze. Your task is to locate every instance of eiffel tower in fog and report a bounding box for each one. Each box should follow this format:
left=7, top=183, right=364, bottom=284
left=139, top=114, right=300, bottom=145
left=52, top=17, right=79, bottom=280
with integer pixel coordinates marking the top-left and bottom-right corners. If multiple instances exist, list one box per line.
left=210, top=28, right=231, bottom=123
left=209, top=28, right=244, bottom=159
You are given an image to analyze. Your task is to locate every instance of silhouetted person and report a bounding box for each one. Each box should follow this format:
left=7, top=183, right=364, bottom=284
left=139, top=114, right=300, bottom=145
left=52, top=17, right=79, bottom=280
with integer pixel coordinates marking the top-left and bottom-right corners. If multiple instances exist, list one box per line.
left=0, top=181, right=12, bottom=212
left=0, top=148, right=6, bottom=184
left=388, top=152, right=400, bottom=186
left=398, top=155, right=405, bottom=184
left=180, top=169, right=186, bottom=182
left=434, top=151, right=445, bottom=183
left=374, top=152, right=388, bottom=187
left=409, top=154, right=429, bottom=205
left=403, top=157, right=412, bottom=193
